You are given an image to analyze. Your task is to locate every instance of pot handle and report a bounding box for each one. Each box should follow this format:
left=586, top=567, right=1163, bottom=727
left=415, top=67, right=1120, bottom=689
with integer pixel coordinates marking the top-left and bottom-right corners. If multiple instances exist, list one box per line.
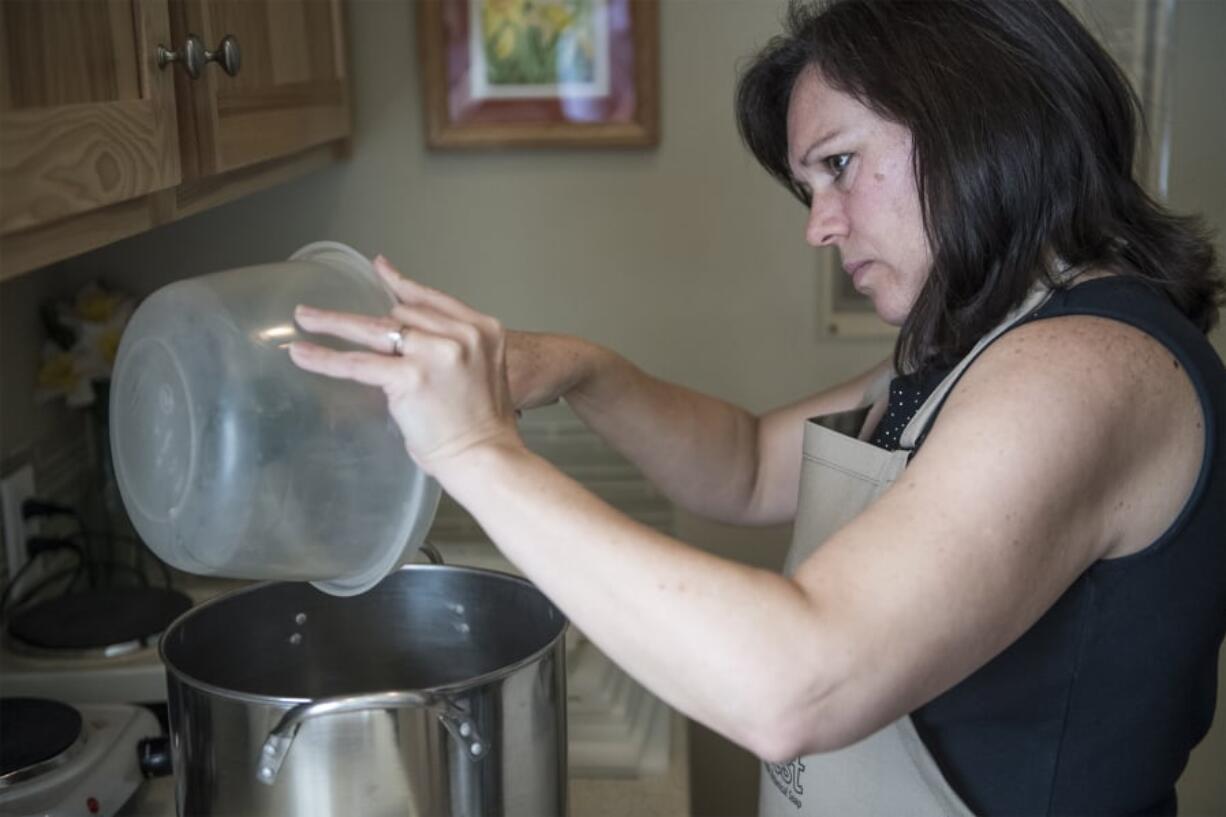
left=256, top=690, right=486, bottom=785
left=420, top=541, right=444, bottom=564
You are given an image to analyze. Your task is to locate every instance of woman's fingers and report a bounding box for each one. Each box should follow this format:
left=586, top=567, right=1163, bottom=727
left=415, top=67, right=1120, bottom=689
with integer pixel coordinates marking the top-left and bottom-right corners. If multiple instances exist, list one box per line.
left=294, top=295, right=500, bottom=376
left=374, top=256, right=487, bottom=325
left=295, top=305, right=403, bottom=354
left=289, top=265, right=520, bottom=475
left=290, top=320, right=488, bottom=388
left=294, top=256, right=483, bottom=355
left=288, top=341, right=405, bottom=388
left=390, top=303, right=467, bottom=340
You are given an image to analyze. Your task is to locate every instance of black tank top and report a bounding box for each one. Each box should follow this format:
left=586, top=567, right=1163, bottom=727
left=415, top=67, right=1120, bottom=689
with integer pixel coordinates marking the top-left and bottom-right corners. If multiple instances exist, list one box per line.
left=869, top=276, right=1226, bottom=815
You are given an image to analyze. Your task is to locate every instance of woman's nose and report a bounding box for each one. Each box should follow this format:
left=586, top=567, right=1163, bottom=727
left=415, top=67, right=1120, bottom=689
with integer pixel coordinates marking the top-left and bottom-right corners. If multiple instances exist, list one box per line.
left=805, top=191, right=848, bottom=247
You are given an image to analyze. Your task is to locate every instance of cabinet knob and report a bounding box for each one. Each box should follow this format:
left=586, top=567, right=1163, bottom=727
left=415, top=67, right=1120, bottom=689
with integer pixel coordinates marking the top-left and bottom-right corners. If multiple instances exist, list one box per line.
left=157, top=34, right=241, bottom=79
left=205, top=35, right=242, bottom=77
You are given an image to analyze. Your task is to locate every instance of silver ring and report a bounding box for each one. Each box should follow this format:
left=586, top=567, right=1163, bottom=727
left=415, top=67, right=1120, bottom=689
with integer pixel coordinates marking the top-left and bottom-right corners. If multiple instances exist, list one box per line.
left=387, top=327, right=406, bottom=356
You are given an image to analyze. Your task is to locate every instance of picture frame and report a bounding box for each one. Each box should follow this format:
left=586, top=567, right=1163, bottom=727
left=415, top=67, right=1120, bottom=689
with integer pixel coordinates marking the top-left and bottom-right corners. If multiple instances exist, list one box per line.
left=417, top=0, right=659, bottom=149
left=1066, top=0, right=1175, bottom=198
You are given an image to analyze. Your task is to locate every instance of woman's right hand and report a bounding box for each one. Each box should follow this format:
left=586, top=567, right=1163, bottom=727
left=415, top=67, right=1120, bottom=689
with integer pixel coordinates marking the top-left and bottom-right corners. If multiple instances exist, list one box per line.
left=505, top=330, right=602, bottom=412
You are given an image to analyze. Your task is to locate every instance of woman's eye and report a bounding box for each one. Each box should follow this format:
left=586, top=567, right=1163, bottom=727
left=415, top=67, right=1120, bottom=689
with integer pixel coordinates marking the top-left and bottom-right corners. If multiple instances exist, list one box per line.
left=825, top=153, right=853, bottom=179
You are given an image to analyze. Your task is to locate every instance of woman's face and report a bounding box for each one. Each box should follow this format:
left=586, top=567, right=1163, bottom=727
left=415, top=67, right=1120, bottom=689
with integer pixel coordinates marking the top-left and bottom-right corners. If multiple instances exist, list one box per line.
left=786, top=66, right=932, bottom=326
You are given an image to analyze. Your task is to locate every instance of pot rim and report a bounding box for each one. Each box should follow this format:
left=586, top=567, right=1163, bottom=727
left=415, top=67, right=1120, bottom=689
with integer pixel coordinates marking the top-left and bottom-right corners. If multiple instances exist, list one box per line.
left=157, top=563, right=568, bottom=706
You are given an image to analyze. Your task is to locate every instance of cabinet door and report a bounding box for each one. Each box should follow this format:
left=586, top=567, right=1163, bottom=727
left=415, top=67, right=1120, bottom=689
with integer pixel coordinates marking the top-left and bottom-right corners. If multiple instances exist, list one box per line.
left=0, top=0, right=181, bottom=235
left=172, top=0, right=351, bottom=179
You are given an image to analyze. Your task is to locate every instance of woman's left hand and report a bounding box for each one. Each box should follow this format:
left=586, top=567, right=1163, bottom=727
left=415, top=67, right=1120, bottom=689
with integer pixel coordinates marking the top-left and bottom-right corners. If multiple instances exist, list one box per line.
left=288, top=255, right=522, bottom=476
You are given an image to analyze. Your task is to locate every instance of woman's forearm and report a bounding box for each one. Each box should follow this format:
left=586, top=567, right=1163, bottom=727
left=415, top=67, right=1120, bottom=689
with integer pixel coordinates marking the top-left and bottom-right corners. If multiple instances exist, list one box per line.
left=559, top=344, right=892, bottom=526
left=562, top=343, right=766, bottom=523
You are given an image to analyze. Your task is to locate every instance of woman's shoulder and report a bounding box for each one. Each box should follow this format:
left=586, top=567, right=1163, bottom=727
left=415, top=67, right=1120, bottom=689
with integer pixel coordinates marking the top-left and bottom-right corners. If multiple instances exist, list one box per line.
left=1025, top=270, right=1225, bottom=400
left=954, top=301, right=1188, bottom=420
left=1041, top=270, right=1208, bottom=337
left=944, top=307, right=1204, bottom=558
left=940, top=269, right=1193, bottom=421
left=978, top=308, right=1187, bottom=397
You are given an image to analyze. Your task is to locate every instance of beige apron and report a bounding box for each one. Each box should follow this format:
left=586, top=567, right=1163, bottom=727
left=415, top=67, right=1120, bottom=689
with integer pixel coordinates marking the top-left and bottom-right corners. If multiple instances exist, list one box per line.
left=759, top=285, right=1053, bottom=816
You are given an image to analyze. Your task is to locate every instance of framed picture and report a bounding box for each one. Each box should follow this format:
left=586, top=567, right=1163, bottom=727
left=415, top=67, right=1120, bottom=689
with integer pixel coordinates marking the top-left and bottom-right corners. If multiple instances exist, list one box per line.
left=417, top=0, right=659, bottom=149
left=1066, top=0, right=1175, bottom=197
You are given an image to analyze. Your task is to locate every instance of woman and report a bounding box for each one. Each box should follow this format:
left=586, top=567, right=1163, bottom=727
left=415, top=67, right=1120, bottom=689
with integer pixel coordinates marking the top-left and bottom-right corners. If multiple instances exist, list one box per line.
left=290, top=0, right=1226, bottom=813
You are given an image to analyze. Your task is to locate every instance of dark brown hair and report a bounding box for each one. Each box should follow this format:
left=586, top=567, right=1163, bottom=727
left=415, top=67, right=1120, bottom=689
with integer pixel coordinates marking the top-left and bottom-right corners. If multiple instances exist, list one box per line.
left=737, top=0, right=1222, bottom=371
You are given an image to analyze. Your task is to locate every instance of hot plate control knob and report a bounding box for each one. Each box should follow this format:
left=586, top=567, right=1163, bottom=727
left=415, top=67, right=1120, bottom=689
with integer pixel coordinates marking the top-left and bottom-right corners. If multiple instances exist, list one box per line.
left=138, top=736, right=173, bottom=778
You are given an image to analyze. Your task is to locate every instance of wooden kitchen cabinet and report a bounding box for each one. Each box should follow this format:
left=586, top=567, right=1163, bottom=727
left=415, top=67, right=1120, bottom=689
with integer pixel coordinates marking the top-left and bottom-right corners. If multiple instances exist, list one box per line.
left=0, top=0, right=351, bottom=280
left=169, top=0, right=350, bottom=181
left=0, top=1, right=181, bottom=255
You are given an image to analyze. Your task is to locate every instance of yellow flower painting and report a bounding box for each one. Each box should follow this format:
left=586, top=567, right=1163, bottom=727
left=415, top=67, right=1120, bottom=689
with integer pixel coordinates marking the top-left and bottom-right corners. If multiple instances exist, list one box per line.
left=420, top=0, right=655, bottom=147
left=35, top=281, right=134, bottom=408
left=474, top=0, right=603, bottom=91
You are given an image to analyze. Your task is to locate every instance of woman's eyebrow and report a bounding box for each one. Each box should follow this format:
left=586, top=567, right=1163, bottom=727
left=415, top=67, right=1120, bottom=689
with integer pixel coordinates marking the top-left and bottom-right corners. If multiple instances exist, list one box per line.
left=791, top=128, right=844, bottom=175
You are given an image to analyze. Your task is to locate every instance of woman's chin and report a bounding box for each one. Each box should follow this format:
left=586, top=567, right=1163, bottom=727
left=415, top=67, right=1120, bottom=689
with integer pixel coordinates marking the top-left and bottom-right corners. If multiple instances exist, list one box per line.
left=870, top=299, right=908, bottom=328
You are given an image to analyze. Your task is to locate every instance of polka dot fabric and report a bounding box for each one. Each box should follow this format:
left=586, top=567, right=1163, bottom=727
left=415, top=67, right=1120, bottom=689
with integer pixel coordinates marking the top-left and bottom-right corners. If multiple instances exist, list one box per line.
left=867, top=366, right=952, bottom=451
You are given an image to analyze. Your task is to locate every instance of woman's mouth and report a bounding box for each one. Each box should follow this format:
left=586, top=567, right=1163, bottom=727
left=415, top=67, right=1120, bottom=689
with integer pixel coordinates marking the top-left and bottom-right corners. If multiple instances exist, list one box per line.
left=844, top=260, right=872, bottom=289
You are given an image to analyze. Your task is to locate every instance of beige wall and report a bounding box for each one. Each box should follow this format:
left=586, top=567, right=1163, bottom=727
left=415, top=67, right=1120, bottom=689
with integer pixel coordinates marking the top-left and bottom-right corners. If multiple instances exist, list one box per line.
left=2, top=4, right=875, bottom=813
left=1, top=0, right=1223, bottom=814
left=2, top=0, right=887, bottom=486
left=1169, top=0, right=1226, bottom=363
left=1165, top=2, right=1226, bottom=812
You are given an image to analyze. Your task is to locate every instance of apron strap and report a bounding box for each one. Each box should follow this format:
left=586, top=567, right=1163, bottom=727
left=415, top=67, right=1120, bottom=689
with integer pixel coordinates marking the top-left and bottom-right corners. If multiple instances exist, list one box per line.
left=897, top=283, right=1056, bottom=452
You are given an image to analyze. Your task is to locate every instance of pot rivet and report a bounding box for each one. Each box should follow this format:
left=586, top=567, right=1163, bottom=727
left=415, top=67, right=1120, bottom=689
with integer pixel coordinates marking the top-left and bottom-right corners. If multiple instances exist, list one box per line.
left=295, top=612, right=307, bottom=625
left=470, top=742, right=483, bottom=757
left=289, top=633, right=303, bottom=646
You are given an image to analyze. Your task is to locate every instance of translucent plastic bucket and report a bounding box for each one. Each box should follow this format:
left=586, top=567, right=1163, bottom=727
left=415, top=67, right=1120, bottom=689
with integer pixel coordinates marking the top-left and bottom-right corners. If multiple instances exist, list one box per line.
left=110, top=242, right=439, bottom=595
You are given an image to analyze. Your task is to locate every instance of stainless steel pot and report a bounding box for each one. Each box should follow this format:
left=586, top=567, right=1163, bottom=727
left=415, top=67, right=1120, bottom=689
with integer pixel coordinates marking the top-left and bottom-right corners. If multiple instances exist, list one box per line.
left=159, top=564, right=568, bottom=816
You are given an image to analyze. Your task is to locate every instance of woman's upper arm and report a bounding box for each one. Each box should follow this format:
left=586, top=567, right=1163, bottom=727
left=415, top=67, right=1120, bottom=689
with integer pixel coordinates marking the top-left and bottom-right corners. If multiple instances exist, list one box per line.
left=744, top=358, right=894, bottom=524
left=782, top=317, right=1202, bottom=751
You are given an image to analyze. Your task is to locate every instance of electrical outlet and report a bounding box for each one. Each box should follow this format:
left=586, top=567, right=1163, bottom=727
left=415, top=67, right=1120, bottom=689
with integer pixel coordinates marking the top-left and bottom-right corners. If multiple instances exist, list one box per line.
left=2, top=463, right=38, bottom=576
